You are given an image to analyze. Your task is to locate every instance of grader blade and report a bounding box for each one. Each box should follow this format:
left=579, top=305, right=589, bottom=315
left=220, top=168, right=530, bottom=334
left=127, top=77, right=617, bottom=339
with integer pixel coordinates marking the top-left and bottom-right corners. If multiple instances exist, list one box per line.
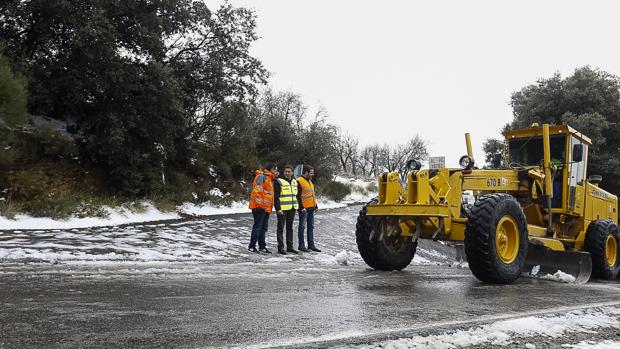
left=524, top=244, right=592, bottom=284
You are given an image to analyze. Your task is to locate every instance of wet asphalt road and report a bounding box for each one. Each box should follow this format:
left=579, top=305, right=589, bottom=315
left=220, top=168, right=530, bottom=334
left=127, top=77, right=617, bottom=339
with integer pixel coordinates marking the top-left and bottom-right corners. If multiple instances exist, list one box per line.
left=3, top=262, right=620, bottom=348
left=2, top=205, right=620, bottom=348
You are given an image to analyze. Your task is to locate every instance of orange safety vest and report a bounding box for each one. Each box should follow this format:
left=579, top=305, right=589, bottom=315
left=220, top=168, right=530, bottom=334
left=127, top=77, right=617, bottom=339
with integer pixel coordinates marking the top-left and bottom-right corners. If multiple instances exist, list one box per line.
left=249, top=169, right=275, bottom=213
left=297, top=176, right=316, bottom=208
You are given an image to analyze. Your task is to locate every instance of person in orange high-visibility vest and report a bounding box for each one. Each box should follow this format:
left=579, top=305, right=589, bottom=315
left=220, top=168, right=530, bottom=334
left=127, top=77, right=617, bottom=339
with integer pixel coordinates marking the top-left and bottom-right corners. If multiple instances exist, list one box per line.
left=248, top=162, right=278, bottom=253
left=296, top=165, right=321, bottom=252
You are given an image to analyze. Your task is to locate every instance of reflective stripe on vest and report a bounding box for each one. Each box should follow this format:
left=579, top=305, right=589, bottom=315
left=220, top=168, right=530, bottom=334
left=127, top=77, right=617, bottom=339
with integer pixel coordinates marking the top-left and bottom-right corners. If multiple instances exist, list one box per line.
left=277, top=178, right=298, bottom=210
left=250, top=197, right=272, bottom=206
left=297, top=176, right=316, bottom=208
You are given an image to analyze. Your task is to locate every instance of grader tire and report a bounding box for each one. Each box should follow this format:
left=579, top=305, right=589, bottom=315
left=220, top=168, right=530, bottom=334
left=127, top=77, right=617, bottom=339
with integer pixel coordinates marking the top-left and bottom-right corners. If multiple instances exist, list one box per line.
left=356, top=199, right=417, bottom=271
left=465, top=193, right=528, bottom=284
left=584, top=220, right=620, bottom=280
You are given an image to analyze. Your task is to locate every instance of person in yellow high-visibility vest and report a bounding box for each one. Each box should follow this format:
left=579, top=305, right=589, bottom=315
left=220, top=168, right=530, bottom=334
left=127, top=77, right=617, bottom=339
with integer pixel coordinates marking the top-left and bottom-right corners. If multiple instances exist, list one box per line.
left=296, top=165, right=321, bottom=252
left=273, top=165, right=299, bottom=255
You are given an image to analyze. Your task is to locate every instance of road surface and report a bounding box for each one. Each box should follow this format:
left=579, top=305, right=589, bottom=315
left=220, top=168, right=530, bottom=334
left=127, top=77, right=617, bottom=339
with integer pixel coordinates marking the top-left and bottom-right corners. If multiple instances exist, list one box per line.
left=2, top=205, right=620, bottom=348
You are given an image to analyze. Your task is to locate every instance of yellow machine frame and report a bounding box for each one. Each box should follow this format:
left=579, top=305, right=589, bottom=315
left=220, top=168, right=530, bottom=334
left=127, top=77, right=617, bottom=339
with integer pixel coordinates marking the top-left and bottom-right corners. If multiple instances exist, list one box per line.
left=367, top=124, right=618, bottom=254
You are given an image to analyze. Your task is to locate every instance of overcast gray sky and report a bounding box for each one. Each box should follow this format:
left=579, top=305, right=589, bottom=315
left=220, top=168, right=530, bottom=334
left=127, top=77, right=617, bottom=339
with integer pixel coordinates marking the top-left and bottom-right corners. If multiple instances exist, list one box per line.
left=210, top=0, right=620, bottom=167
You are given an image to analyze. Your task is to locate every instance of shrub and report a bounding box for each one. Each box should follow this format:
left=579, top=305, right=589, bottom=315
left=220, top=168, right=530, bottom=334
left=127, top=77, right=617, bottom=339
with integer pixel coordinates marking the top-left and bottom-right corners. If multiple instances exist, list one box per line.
left=11, top=168, right=49, bottom=200
left=0, top=193, right=20, bottom=219
left=321, top=181, right=351, bottom=202
left=151, top=196, right=178, bottom=212
left=0, top=53, right=27, bottom=126
left=24, top=191, right=82, bottom=219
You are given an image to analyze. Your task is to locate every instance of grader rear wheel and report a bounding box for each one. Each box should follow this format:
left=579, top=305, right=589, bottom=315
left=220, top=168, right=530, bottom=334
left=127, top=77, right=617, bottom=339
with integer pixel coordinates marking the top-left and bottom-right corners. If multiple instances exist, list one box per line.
left=584, top=220, right=620, bottom=280
left=356, top=199, right=417, bottom=271
left=465, top=193, right=528, bottom=284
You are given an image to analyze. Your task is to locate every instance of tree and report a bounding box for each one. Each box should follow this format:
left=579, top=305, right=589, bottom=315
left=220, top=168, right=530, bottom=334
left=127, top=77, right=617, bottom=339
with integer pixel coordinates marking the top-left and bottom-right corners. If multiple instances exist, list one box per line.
left=0, top=52, right=27, bottom=169
left=333, top=132, right=359, bottom=174
left=291, top=108, right=340, bottom=181
left=254, top=89, right=305, bottom=164
left=509, top=66, right=620, bottom=193
left=0, top=52, right=26, bottom=127
left=390, top=136, right=429, bottom=180
left=358, top=144, right=383, bottom=177
left=199, top=101, right=259, bottom=180
left=482, top=138, right=504, bottom=169
left=0, top=0, right=268, bottom=195
left=251, top=89, right=340, bottom=181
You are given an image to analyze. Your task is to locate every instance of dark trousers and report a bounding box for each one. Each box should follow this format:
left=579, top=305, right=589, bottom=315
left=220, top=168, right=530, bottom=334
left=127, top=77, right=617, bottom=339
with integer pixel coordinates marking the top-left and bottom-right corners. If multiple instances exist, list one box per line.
left=298, top=209, right=315, bottom=249
left=249, top=208, right=270, bottom=249
left=276, top=209, right=296, bottom=250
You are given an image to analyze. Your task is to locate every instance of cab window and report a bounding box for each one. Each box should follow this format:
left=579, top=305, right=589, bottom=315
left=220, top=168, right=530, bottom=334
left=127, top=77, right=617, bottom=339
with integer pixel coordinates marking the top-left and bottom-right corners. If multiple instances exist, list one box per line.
left=508, top=134, right=566, bottom=167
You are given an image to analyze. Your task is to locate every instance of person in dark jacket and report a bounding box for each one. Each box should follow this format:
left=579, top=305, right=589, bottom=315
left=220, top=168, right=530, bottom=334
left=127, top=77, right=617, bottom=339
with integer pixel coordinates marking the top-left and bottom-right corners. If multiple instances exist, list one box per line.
left=273, top=165, right=299, bottom=255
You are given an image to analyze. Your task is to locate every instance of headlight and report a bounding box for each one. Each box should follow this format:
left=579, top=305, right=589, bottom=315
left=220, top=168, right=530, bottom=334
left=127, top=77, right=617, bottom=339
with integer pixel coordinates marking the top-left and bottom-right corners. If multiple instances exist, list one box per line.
left=459, top=155, right=475, bottom=170
left=406, top=159, right=422, bottom=171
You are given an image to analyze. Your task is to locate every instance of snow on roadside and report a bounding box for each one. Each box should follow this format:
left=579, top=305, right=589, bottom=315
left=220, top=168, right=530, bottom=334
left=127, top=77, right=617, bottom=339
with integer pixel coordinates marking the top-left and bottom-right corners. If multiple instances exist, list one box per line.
left=333, top=175, right=374, bottom=189
left=178, top=200, right=249, bottom=216
left=355, top=306, right=620, bottom=349
left=0, top=203, right=178, bottom=230
left=0, top=197, right=362, bottom=230
left=1, top=177, right=376, bottom=230
left=333, top=175, right=376, bottom=206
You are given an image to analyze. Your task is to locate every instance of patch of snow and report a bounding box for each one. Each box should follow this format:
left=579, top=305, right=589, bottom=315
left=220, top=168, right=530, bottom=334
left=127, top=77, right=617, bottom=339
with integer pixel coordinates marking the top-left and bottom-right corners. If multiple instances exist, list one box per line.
left=333, top=175, right=373, bottom=188
left=316, top=193, right=374, bottom=210
left=525, top=343, right=536, bottom=349
left=208, top=165, right=217, bottom=177
left=335, top=250, right=355, bottom=266
left=413, top=254, right=434, bottom=265
left=328, top=175, right=376, bottom=206
left=566, top=340, right=620, bottom=348
left=451, top=261, right=469, bottom=269
left=536, top=270, right=577, bottom=283
left=419, top=247, right=448, bottom=259
left=356, top=307, right=620, bottom=349
left=0, top=203, right=179, bottom=230
left=178, top=201, right=248, bottom=217
left=208, top=188, right=226, bottom=198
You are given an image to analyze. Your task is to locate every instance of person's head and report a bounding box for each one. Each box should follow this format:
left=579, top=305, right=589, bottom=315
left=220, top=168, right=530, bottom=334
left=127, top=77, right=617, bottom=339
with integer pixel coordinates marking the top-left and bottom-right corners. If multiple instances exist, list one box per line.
left=264, top=162, right=278, bottom=176
left=282, top=165, right=293, bottom=179
left=302, top=165, right=314, bottom=179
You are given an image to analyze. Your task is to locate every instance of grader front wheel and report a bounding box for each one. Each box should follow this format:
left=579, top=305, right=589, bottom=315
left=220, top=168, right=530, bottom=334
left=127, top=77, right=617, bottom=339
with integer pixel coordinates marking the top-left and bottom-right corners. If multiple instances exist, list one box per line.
left=584, top=220, right=620, bottom=280
left=356, top=199, right=417, bottom=271
left=465, top=194, right=528, bottom=284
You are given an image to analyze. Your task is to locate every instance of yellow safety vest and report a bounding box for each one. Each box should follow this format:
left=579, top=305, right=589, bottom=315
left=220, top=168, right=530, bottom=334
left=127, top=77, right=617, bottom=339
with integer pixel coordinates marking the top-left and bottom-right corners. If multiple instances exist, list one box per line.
left=278, top=178, right=299, bottom=210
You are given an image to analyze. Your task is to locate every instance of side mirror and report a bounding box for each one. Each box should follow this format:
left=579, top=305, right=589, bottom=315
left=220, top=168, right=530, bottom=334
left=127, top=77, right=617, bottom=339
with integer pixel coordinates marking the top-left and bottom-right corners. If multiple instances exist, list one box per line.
left=572, top=144, right=583, bottom=163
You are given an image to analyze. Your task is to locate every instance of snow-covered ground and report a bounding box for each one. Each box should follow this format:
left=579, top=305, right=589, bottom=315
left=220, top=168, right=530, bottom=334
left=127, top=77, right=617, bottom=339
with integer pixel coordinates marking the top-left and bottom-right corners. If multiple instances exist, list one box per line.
left=0, top=176, right=376, bottom=230
left=349, top=306, right=620, bottom=349
left=0, top=202, right=180, bottom=230
left=0, top=205, right=456, bottom=267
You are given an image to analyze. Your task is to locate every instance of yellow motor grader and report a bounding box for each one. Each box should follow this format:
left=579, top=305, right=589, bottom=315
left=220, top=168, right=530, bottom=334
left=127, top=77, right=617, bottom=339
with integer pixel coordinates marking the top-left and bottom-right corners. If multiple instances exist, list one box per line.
left=356, top=123, right=618, bottom=283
